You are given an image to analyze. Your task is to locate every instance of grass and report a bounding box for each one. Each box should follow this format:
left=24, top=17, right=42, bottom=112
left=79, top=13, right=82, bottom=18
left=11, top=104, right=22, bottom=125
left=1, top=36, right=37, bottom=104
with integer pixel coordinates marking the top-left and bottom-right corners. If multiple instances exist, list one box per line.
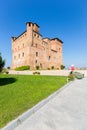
left=0, top=74, right=67, bottom=128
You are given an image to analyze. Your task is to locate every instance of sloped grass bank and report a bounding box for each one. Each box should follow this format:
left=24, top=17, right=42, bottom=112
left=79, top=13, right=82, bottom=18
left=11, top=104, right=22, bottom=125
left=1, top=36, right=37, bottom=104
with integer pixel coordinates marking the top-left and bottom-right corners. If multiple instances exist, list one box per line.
left=0, top=74, right=67, bottom=128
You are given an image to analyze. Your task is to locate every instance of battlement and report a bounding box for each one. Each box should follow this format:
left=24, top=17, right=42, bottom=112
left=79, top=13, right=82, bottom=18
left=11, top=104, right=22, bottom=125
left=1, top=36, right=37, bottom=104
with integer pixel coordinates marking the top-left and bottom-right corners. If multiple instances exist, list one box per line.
left=26, top=22, right=39, bottom=33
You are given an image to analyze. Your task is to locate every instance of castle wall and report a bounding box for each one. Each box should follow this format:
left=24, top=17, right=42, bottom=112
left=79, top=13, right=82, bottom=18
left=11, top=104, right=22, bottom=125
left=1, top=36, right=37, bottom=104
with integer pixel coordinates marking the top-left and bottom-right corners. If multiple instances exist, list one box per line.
left=12, top=22, right=63, bottom=70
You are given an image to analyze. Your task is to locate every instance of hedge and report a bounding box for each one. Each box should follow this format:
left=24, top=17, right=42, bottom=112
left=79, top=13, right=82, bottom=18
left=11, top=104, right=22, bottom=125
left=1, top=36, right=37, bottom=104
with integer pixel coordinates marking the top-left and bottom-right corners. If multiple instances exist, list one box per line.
left=15, top=65, right=30, bottom=71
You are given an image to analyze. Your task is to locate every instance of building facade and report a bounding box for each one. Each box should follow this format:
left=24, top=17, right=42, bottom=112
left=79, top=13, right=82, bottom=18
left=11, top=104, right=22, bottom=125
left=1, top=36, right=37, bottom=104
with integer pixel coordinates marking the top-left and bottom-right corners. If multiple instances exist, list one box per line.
left=12, top=22, right=63, bottom=70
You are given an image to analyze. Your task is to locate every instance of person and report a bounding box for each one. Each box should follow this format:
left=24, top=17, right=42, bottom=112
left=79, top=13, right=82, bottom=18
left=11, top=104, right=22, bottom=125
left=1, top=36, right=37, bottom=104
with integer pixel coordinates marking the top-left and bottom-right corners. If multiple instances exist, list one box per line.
left=71, top=64, right=75, bottom=71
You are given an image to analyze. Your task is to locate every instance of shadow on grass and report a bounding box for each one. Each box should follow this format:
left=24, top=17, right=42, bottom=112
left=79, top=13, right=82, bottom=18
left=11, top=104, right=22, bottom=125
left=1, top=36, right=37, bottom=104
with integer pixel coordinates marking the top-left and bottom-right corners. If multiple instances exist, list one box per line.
left=0, top=78, right=17, bottom=86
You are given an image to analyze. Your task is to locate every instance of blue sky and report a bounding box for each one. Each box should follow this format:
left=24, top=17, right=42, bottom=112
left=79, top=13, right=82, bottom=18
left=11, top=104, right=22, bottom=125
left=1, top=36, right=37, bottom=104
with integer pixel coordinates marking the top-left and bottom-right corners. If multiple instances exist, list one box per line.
left=0, top=0, right=87, bottom=68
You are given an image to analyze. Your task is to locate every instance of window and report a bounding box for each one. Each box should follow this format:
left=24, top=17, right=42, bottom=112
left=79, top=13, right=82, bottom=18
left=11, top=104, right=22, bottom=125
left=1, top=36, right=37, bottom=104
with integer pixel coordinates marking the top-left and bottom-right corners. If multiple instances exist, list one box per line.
left=18, top=46, right=20, bottom=50
left=14, top=56, right=16, bottom=59
left=23, top=44, right=24, bottom=48
left=37, top=35, right=39, bottom=38
left=36, top=44, right=37, bottom=48
left=36, top=52, right=38, bottom=57
left=31, top=43, right=33, bottom=46
left=36, top=60, right=37, bottom=63
left=22, top=52, right=24, bottom=57
left=59, top=48, right=61, bottom=52
left=48, top=56, right=50, bottom=60
left=18, top=54, right=20, bottom=58
left=34, top=33, right=36, bottom=37
left=40, top=63, right=42, bottom=68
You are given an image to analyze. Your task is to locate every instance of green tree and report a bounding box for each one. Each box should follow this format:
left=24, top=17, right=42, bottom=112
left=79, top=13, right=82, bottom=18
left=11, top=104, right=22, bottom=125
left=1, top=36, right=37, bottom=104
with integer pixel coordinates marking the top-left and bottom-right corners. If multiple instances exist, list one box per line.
left=0, top=53, right=5, bottom=72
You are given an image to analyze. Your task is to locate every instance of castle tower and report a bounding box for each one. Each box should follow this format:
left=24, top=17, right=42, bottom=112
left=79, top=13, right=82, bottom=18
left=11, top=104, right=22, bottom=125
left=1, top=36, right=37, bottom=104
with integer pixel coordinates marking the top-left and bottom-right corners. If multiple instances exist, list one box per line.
left=12, top=22, right=63, bottom=70
left=26, top=22, right=39, bottom=33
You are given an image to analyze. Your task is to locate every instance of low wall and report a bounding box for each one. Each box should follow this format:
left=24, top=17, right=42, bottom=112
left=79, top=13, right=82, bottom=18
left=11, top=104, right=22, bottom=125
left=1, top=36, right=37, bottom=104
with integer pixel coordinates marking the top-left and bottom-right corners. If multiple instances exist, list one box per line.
left=8, top=70, right=87, bottom=77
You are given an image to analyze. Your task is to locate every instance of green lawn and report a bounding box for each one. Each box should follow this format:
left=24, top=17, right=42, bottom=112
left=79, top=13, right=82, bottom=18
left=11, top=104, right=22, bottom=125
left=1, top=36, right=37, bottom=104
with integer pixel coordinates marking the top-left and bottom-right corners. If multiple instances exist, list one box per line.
left=0, top=74, right=67, bottom=128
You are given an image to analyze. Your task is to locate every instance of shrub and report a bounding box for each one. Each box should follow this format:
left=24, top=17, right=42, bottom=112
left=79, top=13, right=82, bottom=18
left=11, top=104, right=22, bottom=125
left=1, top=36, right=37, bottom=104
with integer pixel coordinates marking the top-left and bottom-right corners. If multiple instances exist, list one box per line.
left=51, top=66, right=54, bottom=70
left=15, top=65, right=30, bottom=71
left=68, top=71, right=75, bottom=81
left=36, top=65, right=39, bottom=70
left=7, top=66, right=10, bottom=69
left=61, top=65, right=65, bottom=70
left=33, top=71, right=40, bottom=75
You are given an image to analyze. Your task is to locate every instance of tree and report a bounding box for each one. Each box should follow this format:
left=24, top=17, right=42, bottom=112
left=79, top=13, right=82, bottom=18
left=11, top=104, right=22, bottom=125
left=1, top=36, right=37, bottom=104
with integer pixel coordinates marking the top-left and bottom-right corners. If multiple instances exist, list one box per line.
left=0, top=53, right=5, bottom=72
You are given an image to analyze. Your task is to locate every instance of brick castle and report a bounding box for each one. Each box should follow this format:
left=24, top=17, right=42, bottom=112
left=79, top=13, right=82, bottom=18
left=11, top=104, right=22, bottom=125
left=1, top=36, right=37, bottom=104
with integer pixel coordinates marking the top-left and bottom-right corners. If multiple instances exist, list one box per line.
left=12, top=22, right=63, bottom=70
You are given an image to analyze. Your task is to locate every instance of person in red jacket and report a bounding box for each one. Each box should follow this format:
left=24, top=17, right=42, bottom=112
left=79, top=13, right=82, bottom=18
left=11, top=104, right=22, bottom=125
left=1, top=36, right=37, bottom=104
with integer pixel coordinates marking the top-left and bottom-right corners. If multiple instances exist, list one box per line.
left=71, top=64, right=75, bottom=71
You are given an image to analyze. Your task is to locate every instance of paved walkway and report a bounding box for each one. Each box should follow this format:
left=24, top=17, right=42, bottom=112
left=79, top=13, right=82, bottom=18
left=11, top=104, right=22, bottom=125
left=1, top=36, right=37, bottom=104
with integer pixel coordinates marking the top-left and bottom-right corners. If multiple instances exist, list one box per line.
left=14, top=78, right=87, bottom=130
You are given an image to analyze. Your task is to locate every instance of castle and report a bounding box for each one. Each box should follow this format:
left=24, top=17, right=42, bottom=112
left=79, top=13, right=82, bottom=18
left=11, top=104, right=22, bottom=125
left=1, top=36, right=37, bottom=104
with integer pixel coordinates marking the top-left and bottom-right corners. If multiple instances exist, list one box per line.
left=12, top=22, right=63, bottom=70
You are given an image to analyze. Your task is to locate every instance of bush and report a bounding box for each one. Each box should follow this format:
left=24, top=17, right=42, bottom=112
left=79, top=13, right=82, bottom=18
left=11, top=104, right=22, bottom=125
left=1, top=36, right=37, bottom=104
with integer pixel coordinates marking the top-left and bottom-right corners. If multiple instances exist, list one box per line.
left=7, top=66, right=10, bottom=69
left=61, top=65, right=65, bottom=70
left=15, top=65, right=30, bottom=71
left=33, top=71, right=40, bottom=75
left=51, top=66, right=54, bottom=70
left=68, top=71, right=75, bottom=81
left=36, top=65, right=39, bottom=70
